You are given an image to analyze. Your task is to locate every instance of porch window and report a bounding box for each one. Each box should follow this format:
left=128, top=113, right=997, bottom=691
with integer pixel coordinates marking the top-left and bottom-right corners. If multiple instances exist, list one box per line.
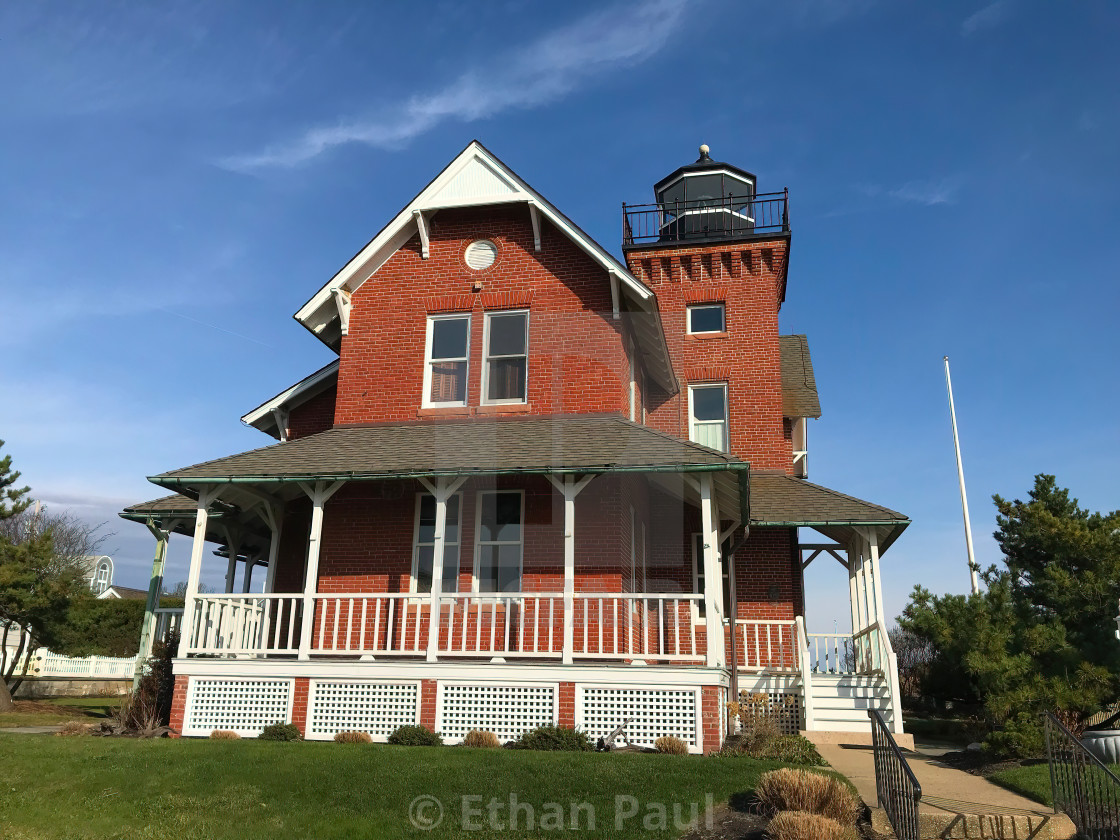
left=482, top=311, right=528, bottom=404
left=423, top=314, right=470, bottom=407
left=476, top=491, right=523, bottom=592
left=687, top=303, right=725, bottom=334
left=692, top=533, right=732, bottom=619
left=412, top=493, right=462, bottom=593
left=688, top=383, right=729, bottom=452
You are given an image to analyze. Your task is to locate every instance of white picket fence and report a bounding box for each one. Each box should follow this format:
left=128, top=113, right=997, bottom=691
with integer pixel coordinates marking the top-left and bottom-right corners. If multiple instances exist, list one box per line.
left=28, top=648, right=139, bottom=679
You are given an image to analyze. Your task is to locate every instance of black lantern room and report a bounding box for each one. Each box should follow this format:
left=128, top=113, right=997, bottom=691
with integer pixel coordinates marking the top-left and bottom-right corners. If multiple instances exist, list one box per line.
left=653, top=145, right=757, bottom=242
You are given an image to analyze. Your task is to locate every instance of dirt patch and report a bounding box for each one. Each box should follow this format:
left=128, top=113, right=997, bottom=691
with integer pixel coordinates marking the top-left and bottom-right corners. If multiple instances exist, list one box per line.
left=10, top=700, right=84, bottom=716
left=935, top=748, right=1048, bottom=777
left=678, top=803, right=768, bottom=840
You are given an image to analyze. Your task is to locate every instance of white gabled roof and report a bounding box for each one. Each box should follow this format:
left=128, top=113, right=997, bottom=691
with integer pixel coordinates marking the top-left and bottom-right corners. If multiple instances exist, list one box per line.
left=241, top=360, right=340, bottom=438
left=291, top=141, right=674, bottom=390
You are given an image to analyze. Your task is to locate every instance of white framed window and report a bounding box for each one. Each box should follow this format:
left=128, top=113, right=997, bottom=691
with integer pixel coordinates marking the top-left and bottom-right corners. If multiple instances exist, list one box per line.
left=411, top=493, right=462, bottom=594
left=482, top=310, right=529, bottom=404
left=423, top=314, right=470, bottom=407
left=688, top=383, right=729, bottom=452
left=691, top=533, right=731, bottom=622
left=687, top=303, right=726, bottom=334
left=91, top=561, right=111, bottom=595
left=474, top=490, right=524, bottom=593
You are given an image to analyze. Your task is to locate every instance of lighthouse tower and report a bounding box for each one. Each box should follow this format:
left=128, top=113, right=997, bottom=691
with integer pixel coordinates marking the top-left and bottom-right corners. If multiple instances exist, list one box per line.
left=622, top=146, right=796, bottom=475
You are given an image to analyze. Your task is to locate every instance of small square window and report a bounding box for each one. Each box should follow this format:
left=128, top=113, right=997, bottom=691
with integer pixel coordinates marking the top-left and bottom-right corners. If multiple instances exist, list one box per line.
left=687, top=303, right=725, bottom=334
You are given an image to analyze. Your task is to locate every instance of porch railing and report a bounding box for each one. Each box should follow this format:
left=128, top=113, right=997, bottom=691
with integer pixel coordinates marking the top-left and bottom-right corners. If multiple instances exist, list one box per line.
left=188, top=594, right=303, bottom=656
left=573, top=594, right=703, bottom=662
left=731, top=619, right=799, bottom=671
left=806, top=621, right=888, bottom=675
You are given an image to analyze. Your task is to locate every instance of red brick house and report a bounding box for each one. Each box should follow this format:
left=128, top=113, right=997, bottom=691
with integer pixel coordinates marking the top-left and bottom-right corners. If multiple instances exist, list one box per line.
left=121, top=142, right=908, bottom=753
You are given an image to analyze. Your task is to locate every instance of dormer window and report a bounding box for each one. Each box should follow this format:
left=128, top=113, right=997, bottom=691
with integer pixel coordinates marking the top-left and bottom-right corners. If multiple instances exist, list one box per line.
left=423, top=314, right=470, bottom=407
left=91, top=560, right=111, bottom=595
left=687, top=303, right=725, bottom=334
left=482, top=311, right=529, bottom=404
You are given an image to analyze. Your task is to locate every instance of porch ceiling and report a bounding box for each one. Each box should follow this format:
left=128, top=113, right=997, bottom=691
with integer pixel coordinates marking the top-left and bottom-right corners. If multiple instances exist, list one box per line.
left=747, top=471, right=909, bottom=554
left=119, top=494, right=270, bottom=554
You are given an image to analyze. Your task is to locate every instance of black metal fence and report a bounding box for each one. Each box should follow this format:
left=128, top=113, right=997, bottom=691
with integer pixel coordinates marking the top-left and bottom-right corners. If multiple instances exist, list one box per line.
left=869, top=709, right=922, bottom=840
left=622, top=190, right=789, bottom=246
left=1044, top=712, right=1120, bottom=839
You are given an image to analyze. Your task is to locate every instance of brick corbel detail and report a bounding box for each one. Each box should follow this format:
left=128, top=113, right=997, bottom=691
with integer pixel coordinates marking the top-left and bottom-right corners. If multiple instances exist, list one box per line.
left=683, top=283, right=729, bottom=304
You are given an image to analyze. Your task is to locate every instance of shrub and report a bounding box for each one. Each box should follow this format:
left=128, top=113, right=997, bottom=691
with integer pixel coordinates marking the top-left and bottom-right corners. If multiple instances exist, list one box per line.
left=754, top=769, right=860, bottom=824
left=334, top=730, right=373, bottom=744
left=463, top=729, right=500, bottom=749
left=56, top=721, right=95, bottom=737
left=767, top=811, right=859, bottom=840
left=510, top=725, right=592, bottom=752
left=761, top=735, right=825, bottom=765
left=387, top=724, right=442, bottom=747
left=654, top=736, right=689, bottom=755
left=209, top=730, right=240, bottom=740
left=258, top=723, right=302, bottom=742
left=984, top=712, right=1045, bottom=759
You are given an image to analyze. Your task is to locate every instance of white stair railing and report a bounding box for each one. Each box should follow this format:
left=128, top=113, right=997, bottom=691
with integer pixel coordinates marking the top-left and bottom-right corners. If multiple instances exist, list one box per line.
left=796, top=616, right=815, bottom=730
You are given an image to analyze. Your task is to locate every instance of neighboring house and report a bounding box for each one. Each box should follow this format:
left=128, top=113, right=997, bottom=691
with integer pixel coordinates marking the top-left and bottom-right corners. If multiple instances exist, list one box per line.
left=97, top=585, right=148, bottom=600
left=120, top=142, right=908, bottom=751
left=82, top=555, right=114, bottom=596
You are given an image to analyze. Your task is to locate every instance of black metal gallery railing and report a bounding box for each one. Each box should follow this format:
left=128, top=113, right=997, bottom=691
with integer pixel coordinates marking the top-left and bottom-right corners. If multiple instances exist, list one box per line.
left=869, top=709, right=922, bottom=840
left=1044, top=712, right=1120, bottom=839
left=622, top=190, right=789, bottom=246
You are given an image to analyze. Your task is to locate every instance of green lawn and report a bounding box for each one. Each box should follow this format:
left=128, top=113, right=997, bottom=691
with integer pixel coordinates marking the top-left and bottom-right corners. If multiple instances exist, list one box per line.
left=0, top=696, right=116, bottom=728
left=0, top=735, right=793, bottom=839
left=987, top=763, right=1053, bottom=806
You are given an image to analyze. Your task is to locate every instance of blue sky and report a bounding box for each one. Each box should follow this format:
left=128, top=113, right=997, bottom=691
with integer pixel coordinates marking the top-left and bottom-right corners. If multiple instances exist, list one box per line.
left=1, top=0, right=1116, bottom=629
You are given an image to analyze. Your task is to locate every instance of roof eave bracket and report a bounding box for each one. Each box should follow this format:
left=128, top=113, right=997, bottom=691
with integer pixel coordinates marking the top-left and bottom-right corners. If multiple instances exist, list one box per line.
left=330, top=287, right=352, bottom=336
left=413, top=210, right=430, bottom=259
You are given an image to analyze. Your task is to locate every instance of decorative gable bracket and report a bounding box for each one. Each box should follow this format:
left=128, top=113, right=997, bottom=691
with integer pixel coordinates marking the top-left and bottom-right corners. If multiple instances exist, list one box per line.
left=331, top=287, right=352, bottom=335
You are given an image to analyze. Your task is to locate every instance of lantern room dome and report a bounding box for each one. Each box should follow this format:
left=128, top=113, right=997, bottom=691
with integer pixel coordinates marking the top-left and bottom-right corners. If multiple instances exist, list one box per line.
left=653, top=145, right=756, bottom=206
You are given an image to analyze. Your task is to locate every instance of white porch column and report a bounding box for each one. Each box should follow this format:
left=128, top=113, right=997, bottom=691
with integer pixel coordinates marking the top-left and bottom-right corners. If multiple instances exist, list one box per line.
left=865, top=530, right=886, bottom=628
left=419, top=476, right=467, bottom=663
left=242, top=557, right=255, bottom=593
left=546, top=474, right=596, bottom=665
left=223, top=528, right=241, bottom=594
left=297, top=481, right=345, bottom=661
left=177, top=488, right=220, bottom=658
left=262, top=505, right=283, bottom=594
left=699, top=474, right=726, bottom=668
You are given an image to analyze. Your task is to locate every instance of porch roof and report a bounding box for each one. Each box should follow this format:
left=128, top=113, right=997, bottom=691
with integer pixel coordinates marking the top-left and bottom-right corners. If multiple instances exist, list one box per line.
left=119, top=494, right=271, bottom=552
left=748, top=471, right=909, bottom=553
left=148, top=414, right=746, bottom=484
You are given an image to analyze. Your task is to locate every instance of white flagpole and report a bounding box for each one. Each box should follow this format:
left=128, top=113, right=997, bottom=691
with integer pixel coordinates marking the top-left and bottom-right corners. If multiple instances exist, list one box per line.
left=943, top=356, right=979, bottom=595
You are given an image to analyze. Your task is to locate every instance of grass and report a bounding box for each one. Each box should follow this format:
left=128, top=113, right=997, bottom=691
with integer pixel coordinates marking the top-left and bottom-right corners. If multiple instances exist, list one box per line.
left=0, top=696, right=116, bottom=728
left=987, top=763, right=1053, bottom=806
left=0, top=734, right=794, bottom=839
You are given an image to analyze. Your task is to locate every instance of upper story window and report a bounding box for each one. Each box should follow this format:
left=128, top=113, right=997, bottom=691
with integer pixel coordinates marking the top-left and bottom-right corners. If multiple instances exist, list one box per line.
left=476, top=490, right=523, bottom=592
left=412, top=493, right=462, bottom=593
left=688, top=383, right=728, bottom=452
left=91, top=560, right=111, bottom=595
left=424, top=314, right=470, bottom=407
left=687, top=303, right=726, bottom=334
left=482, top=310, right=529, bottom=404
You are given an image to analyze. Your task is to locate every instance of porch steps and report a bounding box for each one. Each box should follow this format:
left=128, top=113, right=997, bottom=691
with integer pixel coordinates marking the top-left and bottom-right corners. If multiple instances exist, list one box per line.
left=808, top=674, right=895, bottom=732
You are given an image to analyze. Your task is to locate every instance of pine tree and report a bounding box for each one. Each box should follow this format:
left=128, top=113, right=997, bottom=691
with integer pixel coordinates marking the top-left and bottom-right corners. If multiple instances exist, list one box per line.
left=0, top=440, right=31, bottom=521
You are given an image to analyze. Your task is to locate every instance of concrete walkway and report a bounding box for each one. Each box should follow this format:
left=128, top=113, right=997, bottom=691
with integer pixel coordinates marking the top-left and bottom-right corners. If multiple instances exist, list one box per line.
left=813, top=739, right=1076, bottom=839
left=0, top=725, right=62, bottom=734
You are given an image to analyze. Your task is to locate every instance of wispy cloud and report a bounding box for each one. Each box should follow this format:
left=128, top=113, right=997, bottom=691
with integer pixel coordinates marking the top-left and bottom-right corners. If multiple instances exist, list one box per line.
left=858, top=176, right=963, bottom=207
left=223, top=0, right=688, bottom=170
left=962, top=0, right=1013, bottom=37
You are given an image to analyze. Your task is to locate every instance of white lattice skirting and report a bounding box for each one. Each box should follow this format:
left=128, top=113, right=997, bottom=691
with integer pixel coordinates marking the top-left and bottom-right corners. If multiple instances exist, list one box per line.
left=436, top=682, right=557, bottom=744
left=306, top=681, right=420, bottom=741
left=576, top=685, right=701, bottom=753
left=183, top=678, right=294, bottom=737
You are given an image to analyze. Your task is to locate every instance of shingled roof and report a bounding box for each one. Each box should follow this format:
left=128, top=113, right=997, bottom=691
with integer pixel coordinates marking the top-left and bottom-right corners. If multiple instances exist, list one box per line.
left=779, top=335, right=821, bottom=419
left=149, top=415, right=746, bottom=484
left=748, top=471, right=909, bottom=552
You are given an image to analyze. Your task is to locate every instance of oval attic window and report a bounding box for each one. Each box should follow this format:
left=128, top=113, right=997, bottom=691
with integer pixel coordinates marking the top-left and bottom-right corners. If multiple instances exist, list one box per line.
left=465, top=239, right=497, bottom=271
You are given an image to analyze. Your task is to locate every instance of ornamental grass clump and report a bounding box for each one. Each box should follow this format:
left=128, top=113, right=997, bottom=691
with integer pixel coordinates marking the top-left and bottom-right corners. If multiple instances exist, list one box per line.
left=463, top=729, right=501, bottom=748
left=258, top=723, right=302, bottom=742
left=56, top=721, right=95, bottom=737
left=387, top=724, right=443, bottom=747
left=654, top=736, right=689, bottom=755
left=766, top=811, right=859, bottom=840
left=209, top=730, right=240, bottom=740
left=334, top=731, right=372, bottom=744
left=754, top=769, right=860, bottom=824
